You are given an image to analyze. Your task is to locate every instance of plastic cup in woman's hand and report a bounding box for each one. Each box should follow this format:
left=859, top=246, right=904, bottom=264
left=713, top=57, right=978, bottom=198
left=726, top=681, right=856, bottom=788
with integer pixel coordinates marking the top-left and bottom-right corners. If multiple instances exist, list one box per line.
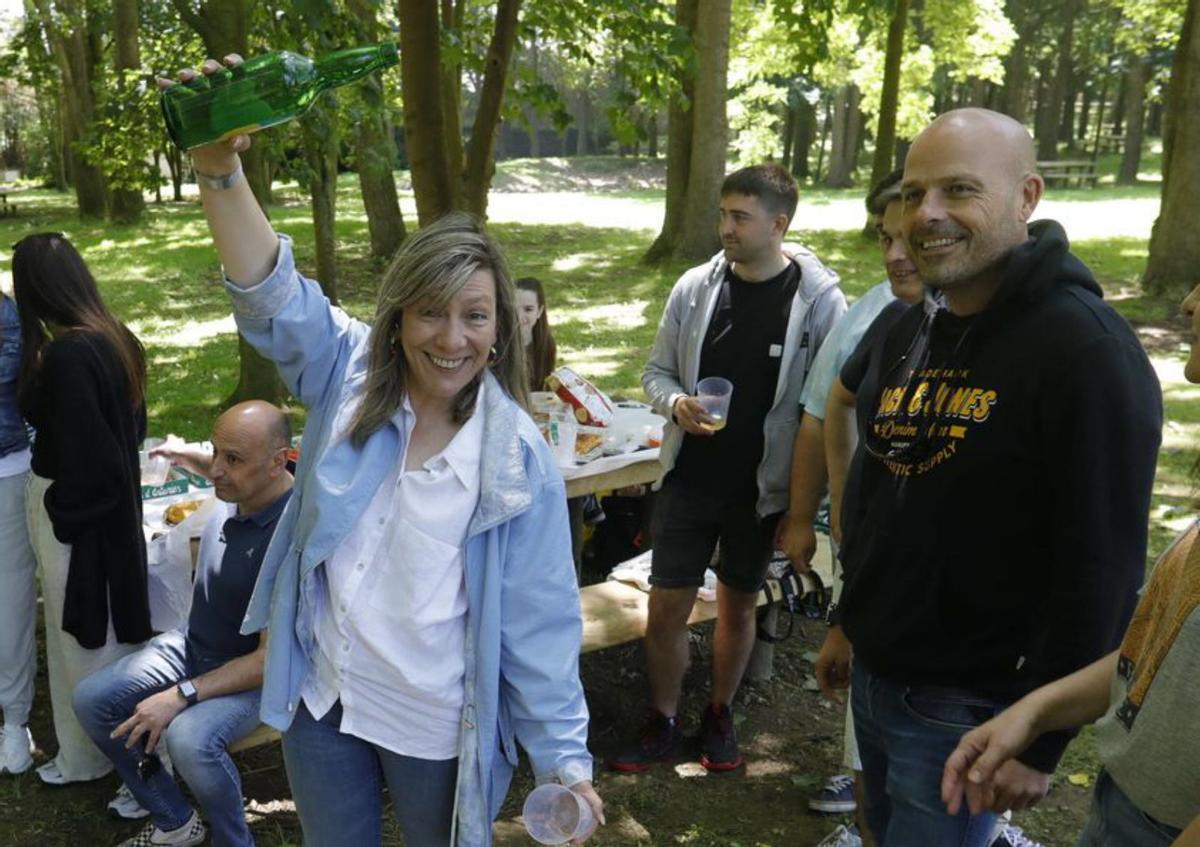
left=522, top=783, right=596, bottom=845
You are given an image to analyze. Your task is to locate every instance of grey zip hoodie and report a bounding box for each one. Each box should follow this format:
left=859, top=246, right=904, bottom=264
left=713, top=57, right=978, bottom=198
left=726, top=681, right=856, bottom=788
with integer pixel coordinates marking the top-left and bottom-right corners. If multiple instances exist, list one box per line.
left=642, top=245, right=846, bottom=517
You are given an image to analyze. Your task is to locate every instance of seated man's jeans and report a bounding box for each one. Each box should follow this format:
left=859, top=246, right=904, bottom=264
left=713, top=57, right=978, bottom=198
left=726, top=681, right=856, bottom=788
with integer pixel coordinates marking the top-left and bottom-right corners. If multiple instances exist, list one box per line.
left=282, top=701, right=458, bottom=847
left=851, top=661, right=1001, bottom=847
left=1076, top=770, right=1182, bottom=847
left=73, top=630, right=261, bottom=847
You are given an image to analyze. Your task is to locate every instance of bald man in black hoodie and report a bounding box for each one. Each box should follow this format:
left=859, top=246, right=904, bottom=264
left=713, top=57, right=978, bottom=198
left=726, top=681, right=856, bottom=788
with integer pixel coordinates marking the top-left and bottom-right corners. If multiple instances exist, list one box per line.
left=814, top=109, right=1162, bottom=846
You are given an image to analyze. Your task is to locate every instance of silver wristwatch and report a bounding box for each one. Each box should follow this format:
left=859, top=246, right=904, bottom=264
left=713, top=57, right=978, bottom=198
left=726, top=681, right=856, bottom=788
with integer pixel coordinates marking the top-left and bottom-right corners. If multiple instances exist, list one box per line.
left=177, top=679, right=199, bottom=707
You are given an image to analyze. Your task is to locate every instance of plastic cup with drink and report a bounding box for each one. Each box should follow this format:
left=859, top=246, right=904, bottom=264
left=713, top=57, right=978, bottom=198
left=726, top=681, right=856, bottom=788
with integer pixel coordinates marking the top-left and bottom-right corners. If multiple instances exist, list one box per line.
left=695, top=376, right=733, bottom=432
left=522, top=783, right=596, bottom=845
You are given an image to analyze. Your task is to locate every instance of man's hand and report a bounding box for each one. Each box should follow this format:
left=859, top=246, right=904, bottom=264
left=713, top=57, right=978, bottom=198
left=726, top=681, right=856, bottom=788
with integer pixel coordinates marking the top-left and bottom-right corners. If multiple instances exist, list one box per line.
left=814, top=625, right=852, bottom=704
left=569, top=780, right=605, bottom=843
left=149, top=436, right=214, bottom=480
left=941, top=699, right=1044, bottom=815
left=989, top=759, right=1050, bottom=814
left=672, top=396, right=716, bottom=437
left=111, top=687, right=188, bottom=756
left=776, top=513, right=816, bottom=572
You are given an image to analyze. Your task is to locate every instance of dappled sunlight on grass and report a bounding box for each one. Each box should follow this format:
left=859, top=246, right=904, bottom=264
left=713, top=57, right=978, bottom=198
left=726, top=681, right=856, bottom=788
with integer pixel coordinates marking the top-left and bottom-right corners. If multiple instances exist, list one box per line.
left=559, top=299, right=650, bottom=331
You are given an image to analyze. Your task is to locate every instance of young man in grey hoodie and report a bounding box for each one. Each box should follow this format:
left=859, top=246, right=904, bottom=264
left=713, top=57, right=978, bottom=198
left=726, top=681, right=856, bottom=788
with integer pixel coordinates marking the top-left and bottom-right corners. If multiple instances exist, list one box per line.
left=610, top=163, right=845, bottom=773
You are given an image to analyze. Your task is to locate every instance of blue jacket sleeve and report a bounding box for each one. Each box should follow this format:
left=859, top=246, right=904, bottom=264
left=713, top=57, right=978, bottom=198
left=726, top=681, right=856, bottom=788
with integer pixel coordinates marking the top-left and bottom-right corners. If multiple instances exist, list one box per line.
left=224, top=235, right=369, bottom=409
left=499, top=468, right=593, bottom=787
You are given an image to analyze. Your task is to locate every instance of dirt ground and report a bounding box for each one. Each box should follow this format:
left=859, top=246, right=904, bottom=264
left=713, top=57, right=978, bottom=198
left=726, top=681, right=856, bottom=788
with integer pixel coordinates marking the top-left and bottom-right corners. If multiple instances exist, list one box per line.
left=0, top=597, right=1098, bottom=847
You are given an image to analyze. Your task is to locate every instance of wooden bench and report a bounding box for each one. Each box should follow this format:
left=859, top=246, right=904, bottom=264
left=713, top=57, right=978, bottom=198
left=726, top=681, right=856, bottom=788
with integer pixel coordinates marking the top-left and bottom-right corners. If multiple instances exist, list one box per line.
left=1038, top=159, right=1098, bottom=189
left=231, top=541, right=834, bottom=754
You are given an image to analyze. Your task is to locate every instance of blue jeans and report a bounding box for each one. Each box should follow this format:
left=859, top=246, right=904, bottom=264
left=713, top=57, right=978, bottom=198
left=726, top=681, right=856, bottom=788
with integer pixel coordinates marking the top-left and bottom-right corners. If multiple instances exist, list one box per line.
left=1076, top=770, right=1182, bottom=847
left=282, top=701, right=458, bottom=847
left=851, top=662, right=1000, bottom=846
left=73, top=631, right=261, bottom=847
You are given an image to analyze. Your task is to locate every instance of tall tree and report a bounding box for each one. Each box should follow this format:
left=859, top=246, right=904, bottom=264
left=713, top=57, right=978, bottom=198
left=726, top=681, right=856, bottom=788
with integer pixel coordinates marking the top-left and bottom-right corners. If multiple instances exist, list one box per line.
left=348, top=0, right=405, bottom=263
left=30, top=0, right=107, bottom=217
left=674, top=0, right=732, bottom=261
left=1117, top=55, right=1147, bottom=184
left=399, top=0, right=522, bottom=224
left=1144, top=0, right=1200, bottom=294
left=1035, top=0, right=1081, bottom=161
left=867, top=0, right=910, bottom=195
left=110, top=0, right=145, bottom=222
left=644, top=0, right=698, bottom=263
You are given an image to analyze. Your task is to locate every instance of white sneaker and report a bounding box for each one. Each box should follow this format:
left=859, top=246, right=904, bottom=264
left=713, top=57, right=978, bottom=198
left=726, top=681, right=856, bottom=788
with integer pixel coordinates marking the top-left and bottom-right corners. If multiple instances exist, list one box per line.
left=36, top=758, right=67, bottom=785
left=990, top=824, right=1044, bottom=847
left=117, top=810, right=207, bottom=847
left=108, top=782, right=151, bottom=820
left=815, top=824, right=863, bottom=847
left=1, top=725, right=34, bottom=775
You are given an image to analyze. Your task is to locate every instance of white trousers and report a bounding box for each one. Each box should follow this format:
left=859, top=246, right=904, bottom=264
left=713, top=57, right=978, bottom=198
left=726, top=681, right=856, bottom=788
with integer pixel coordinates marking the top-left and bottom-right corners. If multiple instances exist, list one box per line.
left=27, top=473, right=142, bottom=782
left=0, top=470, right=36, bottom=726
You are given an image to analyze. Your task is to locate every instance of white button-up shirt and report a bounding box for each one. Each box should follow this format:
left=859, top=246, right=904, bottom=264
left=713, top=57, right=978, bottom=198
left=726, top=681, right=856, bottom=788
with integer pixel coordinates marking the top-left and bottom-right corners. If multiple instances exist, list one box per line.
left=302, top=383, right=484, bottom=760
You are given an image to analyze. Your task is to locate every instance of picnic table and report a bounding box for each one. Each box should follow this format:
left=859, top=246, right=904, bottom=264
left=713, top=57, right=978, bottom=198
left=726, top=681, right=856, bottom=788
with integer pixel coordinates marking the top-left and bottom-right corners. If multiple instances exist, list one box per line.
left=1038, top=159, right=1098, bottom=189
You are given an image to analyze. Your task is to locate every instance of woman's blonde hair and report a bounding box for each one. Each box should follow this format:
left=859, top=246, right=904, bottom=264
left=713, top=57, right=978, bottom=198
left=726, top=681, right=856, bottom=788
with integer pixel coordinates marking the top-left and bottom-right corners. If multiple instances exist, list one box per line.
left=348, top=213, right=529, bottom=447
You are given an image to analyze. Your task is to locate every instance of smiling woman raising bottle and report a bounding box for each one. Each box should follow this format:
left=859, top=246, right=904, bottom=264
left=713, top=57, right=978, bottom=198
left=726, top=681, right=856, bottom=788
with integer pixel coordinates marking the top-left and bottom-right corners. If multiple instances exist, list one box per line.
left=160, top=55, right=602, bottom=847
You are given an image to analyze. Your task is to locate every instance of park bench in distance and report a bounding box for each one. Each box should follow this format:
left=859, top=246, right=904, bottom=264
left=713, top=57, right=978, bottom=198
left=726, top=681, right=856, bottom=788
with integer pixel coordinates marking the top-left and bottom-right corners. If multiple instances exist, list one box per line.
left=229, top=547, right=832, bottom=754
left=1038, top=159, right=1098, bottom=189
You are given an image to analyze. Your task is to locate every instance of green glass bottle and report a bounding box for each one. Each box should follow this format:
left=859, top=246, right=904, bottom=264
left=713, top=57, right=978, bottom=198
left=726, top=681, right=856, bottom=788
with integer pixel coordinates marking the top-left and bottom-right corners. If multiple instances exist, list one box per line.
left=161, top=43, right=399, bottom=151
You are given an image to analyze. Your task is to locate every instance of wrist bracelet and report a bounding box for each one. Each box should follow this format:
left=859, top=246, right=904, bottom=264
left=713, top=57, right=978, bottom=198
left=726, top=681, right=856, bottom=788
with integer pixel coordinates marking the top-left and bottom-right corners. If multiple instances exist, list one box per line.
left=194, top=160, right=244, bottom=192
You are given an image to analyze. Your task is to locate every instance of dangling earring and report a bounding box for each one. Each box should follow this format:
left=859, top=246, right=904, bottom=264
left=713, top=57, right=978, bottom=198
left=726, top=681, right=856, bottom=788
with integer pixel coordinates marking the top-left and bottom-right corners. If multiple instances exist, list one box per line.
left=488, top=345, right=500, bottom=365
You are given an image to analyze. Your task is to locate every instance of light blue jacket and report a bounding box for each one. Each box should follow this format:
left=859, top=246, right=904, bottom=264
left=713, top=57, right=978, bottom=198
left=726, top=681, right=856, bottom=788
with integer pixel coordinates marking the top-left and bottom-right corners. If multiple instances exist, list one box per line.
left=230, top=237, right=592, bottom=846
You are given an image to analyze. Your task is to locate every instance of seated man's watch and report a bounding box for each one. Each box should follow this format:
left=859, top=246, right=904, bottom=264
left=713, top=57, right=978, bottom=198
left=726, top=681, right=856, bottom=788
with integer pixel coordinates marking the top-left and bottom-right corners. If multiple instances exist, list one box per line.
left=177, top=679, right=199, bottom=707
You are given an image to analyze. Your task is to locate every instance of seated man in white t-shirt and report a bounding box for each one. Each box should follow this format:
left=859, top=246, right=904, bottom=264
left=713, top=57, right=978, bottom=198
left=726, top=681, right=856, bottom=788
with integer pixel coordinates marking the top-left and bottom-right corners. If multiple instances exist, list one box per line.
left=73, top=401, right=293, bottom=847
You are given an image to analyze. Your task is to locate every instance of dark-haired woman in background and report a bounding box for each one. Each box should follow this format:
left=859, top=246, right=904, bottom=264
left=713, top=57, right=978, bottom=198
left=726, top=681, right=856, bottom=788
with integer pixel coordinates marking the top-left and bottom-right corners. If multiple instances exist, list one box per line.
left=14, top=233, right=153, bottom=785
left=516, top=277, right=557, bottom=391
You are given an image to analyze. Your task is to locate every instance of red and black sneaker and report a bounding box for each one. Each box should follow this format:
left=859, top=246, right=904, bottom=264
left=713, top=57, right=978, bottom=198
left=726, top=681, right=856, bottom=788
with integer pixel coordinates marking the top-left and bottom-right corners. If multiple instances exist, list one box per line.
left=699, top=702, right=744, bottom=771
left=606, top=710, right=684, bottom=773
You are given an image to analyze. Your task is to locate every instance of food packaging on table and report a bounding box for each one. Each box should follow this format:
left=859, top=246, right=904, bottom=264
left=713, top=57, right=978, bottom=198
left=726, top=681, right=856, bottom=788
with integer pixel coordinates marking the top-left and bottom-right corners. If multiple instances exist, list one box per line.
left=546, top=367, right=614, bottom=427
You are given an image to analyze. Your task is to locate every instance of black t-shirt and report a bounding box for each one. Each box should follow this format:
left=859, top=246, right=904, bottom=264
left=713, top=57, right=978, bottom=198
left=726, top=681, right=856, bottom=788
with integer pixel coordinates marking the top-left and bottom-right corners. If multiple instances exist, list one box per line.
left=671, top=260, right=799, bottom=500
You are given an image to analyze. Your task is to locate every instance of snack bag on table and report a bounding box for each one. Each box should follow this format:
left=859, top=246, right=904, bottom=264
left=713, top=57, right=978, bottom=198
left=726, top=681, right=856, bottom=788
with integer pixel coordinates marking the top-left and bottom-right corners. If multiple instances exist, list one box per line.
left=546, top=367, right=614, bottom=427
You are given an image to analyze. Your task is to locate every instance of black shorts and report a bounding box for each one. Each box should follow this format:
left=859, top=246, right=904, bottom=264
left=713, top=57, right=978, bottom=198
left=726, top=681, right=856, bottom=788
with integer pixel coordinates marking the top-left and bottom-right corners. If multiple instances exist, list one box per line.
left=649, top=477, right=782, bottom=594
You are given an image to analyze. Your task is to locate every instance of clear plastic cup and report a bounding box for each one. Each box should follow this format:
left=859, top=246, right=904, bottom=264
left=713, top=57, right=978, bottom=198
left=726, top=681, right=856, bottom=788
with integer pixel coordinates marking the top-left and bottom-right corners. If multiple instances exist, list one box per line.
left=695, top=376, right=733, bottom=432
left=548, top=406, right=578, bottom=467
left=139, top=451, right=171, bottom=486
left=522, top=783, right=595, bottom=845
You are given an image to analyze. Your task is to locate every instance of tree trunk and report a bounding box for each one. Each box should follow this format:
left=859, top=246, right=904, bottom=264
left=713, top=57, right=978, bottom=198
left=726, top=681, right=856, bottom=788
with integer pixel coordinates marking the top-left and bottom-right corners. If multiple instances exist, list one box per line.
left=1111, top=80, right=1127, bottom=134
left=33, top=0, right=107, bottom=217
left=169, top=145, right=183, bottom=201
left=791, top=98, right=814, bottom=180
left=399, top=0, right=456, bottom=224
left=171, top=0, right=285, bottom=407
left=302, top=102, right=340, bottom=306
left=868, top=0, right=909, bottom=193
left=110, top=0, right=144, bottom=223
left=648, top=112, right=658, bottom=158
left=1000, top=0, right=1029, bottom=122
left=814, top=93, right=832, bottom=182
left=1117, top=55, right=1147, bottom=185
left=1144, top=0, right=1200, bottom=295
left=460, top=0, right=522, bottom=219
left=1059, top=69, right=1077, bottom=145
left=576, top=89, right=593, bottom=155
left=1147, top=101, right=1163, bottom=137
left=825, top=85, right=860, bottom=188
left=781, top=103, right=796, bottom=171
left=1077, top=85, right=1092, bottom=141
left=440, top=0, right=465, bottom=180
left=1036, top=3, right=1078, bottom=161
left=644, top=0, right=698, bottom=263
left=349, top=0, right=406, bottom=262
left=675, top=0, right=732, bottom=261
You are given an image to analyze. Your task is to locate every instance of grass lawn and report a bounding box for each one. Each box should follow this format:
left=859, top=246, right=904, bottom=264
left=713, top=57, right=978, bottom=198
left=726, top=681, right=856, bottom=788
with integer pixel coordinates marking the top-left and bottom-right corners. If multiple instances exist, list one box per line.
left=0, top=156, right=1189, bottom=847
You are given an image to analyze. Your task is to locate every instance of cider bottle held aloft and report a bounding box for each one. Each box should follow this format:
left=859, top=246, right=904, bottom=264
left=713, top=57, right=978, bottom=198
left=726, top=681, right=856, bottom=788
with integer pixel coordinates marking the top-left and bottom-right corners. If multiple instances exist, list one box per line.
left=161, top=43, right=398, bottom=151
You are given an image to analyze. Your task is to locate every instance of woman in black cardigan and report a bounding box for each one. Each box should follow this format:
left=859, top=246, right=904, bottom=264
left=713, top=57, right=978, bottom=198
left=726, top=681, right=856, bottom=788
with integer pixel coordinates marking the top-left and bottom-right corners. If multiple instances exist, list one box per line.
left=13, top=233, right=152, bottom=785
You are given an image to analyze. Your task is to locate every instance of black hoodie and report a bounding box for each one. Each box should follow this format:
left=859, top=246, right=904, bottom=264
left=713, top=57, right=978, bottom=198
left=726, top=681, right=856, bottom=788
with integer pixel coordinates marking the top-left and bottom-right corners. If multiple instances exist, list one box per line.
left=836, top=220, right=1162, bottom=773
